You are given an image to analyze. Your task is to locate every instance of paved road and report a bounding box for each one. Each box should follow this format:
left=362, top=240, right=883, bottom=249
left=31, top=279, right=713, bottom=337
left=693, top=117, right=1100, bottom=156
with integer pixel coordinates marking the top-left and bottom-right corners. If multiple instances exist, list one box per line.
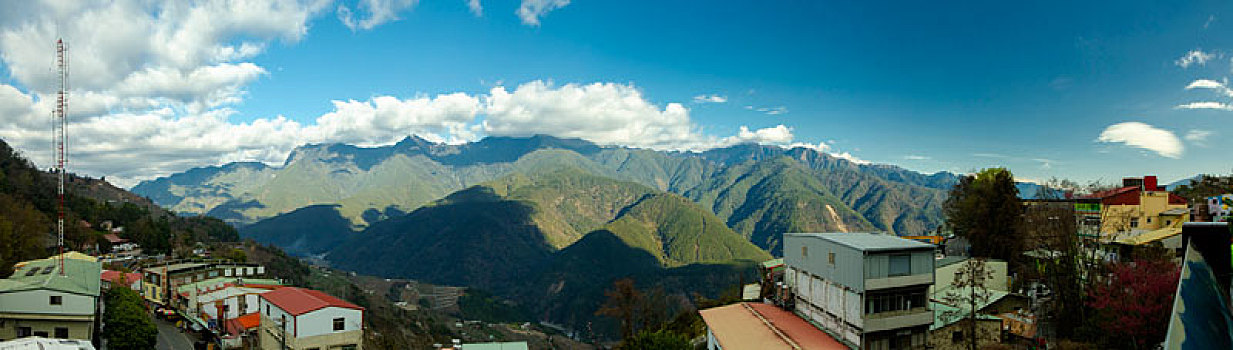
left=155, top=318, right=195, bottom=350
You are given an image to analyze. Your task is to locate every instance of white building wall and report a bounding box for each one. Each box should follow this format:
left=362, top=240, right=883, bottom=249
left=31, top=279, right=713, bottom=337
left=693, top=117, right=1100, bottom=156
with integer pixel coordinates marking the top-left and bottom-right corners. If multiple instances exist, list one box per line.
left=0, top=290, right=95, bottom=315
left=296, top=307, right=362, bottom=338
left=259, top=298, right=297, bottom=337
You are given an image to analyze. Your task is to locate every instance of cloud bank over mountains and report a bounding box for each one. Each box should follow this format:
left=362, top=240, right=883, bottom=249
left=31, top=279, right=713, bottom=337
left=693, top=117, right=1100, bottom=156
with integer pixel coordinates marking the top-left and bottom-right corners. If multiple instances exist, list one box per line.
left=0, top=1, right=843, bottom=188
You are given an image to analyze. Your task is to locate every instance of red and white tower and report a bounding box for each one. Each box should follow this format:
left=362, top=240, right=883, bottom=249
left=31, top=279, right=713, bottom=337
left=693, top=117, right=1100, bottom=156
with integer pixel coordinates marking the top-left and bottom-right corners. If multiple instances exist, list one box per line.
left=53, top=39, right=68, bottom=275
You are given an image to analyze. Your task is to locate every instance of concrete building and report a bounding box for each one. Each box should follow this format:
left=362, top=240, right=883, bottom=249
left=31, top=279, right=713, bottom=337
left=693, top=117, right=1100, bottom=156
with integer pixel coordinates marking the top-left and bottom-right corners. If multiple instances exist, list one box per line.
left=928, top=302, right=1002, bottom=350
left=258, top=287, right=363, bottom=350
left=140, top=261, right=266, bottom=306
left=784, top=232, right=935, bottom=350
left=0, top=336, right=95, bottom=350
left=99, top=270, right=141, bottom=291
left=0, top=256, right=102, bottom=343
left=1083, top=176, right=1188, bottom=240
left=931, top=257, right=1009, bottom=294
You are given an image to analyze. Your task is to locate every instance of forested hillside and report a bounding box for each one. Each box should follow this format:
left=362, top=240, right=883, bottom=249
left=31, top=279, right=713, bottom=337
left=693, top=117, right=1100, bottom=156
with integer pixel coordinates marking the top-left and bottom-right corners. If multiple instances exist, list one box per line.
left=0, top=139, right=237, bottom=277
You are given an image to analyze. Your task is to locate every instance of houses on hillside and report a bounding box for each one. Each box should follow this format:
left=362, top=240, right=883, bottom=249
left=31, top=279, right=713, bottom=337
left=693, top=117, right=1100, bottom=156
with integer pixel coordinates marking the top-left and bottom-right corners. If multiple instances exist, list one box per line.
left=139, top=260, right=266, bottom=306
left=134, top=260, right=363, bottom=350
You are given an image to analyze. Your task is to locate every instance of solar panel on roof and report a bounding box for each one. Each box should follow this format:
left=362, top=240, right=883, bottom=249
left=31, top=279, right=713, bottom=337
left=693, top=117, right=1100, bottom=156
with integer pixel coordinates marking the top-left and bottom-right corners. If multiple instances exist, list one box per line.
left=42, top=266, right=55, bottom=275
left=25, top=267, right=38, bottom=276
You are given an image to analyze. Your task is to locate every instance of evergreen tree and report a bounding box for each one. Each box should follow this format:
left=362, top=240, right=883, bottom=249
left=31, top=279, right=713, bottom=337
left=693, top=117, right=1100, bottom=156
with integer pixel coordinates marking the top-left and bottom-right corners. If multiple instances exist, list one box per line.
left=944, top=168, right=1023, bottom=264
left=103, top=287, right=158, bottom=350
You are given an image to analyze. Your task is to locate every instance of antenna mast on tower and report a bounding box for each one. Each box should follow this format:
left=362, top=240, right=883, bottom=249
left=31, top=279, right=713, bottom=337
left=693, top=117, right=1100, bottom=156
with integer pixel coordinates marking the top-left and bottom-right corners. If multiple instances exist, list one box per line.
left=54, top=38, right=68, bottom=276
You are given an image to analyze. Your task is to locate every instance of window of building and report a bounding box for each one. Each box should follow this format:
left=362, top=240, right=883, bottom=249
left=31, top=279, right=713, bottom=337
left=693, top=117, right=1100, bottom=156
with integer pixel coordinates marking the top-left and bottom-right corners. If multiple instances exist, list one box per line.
left=1147, top=217, right=1153, bottom=224
left=16, top=327, right=31, bottom=337
left=54, top=327, right=68, bottom=339
left=802, top=246, right=808, bottom=258
left=828, top=251, right=835, bottom=265
left=266, top=305, right=270, bottom=316
left=952, top=330, right=963, bottom=343
left=1130, top=218, right=1139, bottom=228
left=1166, top=220, right=1172, bottom=226
left=336, top=345, right=358, bottom=350
left=333, top=317, right=345, bottom=331
left=865, top=290, right=927, bottom=314
left=888, top=254, right=911, bottom=276
left=49, top=295, right=62, bottom=305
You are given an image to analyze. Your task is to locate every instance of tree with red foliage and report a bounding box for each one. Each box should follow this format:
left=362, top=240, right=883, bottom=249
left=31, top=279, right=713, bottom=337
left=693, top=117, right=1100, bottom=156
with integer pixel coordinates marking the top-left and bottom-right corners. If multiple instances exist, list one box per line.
left=1085, top=257, right=1180, bottom=349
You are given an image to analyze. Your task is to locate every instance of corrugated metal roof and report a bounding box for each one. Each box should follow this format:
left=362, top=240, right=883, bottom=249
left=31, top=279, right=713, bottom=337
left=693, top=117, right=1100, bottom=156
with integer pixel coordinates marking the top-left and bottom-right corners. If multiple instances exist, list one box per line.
left=700, top=302, right=847, bottom=350
left=260, top=287, right=363, bottom=316
left=761, top=258, right=784, bottom=269
left=931, top=302, right=1001, bottom=331
left=0, top=256, right=101, bottom=296
left=1113, top=227, right=1183, bottom=246
left=459, top=342, right=529, bottom=350
left=785, top=232, right=935, bottom=252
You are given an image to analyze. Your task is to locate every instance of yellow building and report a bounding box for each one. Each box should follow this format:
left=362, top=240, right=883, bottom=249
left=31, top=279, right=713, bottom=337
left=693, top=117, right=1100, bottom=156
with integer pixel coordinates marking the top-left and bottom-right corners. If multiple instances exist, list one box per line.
left=1086, top=176, right=1188, bottom=241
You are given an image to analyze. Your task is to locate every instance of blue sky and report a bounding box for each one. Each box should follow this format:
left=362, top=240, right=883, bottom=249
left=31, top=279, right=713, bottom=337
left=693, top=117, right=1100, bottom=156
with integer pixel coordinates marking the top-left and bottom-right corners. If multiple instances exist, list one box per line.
left=0, top=1, right=1230, bottom=186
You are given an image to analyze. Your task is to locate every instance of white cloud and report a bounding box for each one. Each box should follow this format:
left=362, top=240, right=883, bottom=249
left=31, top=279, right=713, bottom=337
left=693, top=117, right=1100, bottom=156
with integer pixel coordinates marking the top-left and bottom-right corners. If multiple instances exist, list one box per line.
left=337, top=0, right=419, bottom=31
left=1184, top=79, right=1233, bottom=96
left=1178, top=79, right=1233, bottom=110
left=726, top=125, right=793, bottom=144
left=482, top=81, right=705, bottom=150
left=466, top=0, right=483, bottom=16
left=692, top=94, right=727, bottom=103
left=755, top=106, right=788, bottom=115
left=0, top=2, right=869, bottom=187
left=904, top=155, right=930, bottom=160
left=517, top=0, right=570, bottom=26
left=1175, top=101, right=1233, bottom=111
left=1097, top=122, right=1184, bottom=158
left=830, top=151, right=869, bottom=165
left=1176, top=49, right=1216, bottom=68
left=1185, top=129, right=1212, bottom=144
left=1032, top=158, right=1054, bottom=170
left=308, top=93, right=482, bottom=146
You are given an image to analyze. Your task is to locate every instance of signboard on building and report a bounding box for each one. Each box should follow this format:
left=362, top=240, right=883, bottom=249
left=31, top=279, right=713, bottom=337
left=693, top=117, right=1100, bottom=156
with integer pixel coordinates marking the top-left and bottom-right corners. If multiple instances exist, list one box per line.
left=1208, top=194, right=1233, bottom=222
left=1074, top=202, right=1100, bottom=214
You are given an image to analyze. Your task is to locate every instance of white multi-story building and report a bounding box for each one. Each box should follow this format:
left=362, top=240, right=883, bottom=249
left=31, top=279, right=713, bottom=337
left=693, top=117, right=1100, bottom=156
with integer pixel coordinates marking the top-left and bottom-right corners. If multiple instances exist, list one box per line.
left=784, top=232, right=935, bottom=350
left=258, top=287, right=363, bottom=350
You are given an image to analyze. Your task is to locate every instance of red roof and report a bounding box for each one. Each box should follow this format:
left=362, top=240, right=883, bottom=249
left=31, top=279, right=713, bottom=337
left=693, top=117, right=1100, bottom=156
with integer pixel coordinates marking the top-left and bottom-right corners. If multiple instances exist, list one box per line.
left=700, top=302, right=846, bottom=349
left=224, top=313, right=261, bottom=336
left=1083, top=186, right=1188, bottom=206
left=260, top=287, right=363, bottom=316
left=1085, top=186, right=1138, bottom=200
left=103, top=233, right=127, bottom=244
left=101, top=270, right=142, bottom=286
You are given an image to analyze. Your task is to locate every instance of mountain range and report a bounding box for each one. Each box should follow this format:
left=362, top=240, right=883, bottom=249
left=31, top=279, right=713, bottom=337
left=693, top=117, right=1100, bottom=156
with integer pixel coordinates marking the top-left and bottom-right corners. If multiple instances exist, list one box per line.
left=132, top=135, right=956, bottom=330
left=133, top=135, right=954, bottom=250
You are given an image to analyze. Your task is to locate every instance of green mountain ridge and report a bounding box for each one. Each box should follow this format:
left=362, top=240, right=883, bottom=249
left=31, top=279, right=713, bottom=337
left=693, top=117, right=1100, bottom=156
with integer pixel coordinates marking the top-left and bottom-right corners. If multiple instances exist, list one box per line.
left=133, top=135, right=948, bottom=246
left=324, top=168, right=769, bottom=331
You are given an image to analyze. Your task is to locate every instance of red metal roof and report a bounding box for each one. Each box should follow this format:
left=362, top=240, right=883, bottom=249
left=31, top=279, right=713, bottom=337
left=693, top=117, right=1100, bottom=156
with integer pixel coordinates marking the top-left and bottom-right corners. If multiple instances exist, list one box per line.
left=260, top=287, right=363, bottom=316
left=1085, top=186, right=1138, bottom=200
left=1083, top=186, right=1188, bottom=205
left=103, top=233, right=127, bottom=244
left=101, top=270, right=142, bottom=285
left=224, top=313, right=261, bottom=336
left=699, top=302, right=846, bottom=350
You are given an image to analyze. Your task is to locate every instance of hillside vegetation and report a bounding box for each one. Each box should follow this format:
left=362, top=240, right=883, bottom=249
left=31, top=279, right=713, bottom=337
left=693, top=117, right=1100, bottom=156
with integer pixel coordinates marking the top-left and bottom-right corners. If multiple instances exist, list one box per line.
left=325, top=169, right=769, bottom=333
